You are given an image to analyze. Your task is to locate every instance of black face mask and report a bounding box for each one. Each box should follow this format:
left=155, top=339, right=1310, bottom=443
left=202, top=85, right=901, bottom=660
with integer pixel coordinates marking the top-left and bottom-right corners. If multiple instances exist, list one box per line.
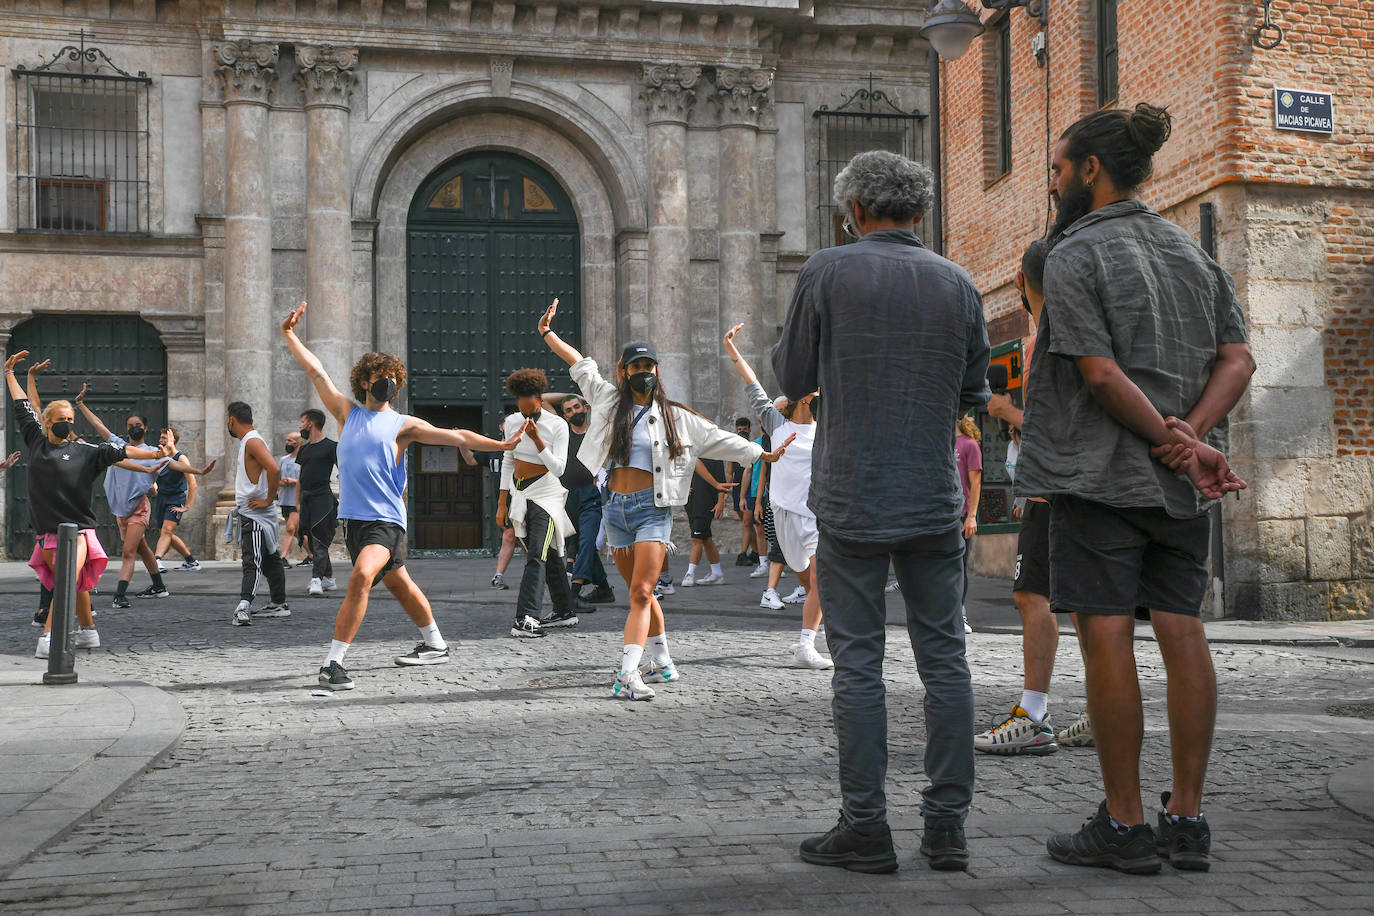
left=1020, top=291, right=1033, bottom=316
left=523, top=409, right=542, bottom=423
left=127, top=426, right=145, bottom=442
left=370, top=377, right=397, bottom=403
left=299, top=426, right=311, bottom=439
left=51, top=420, right=73, bottom=440
left=567, top=409, right=587, bottom=426
left=628, top=372, right=657, bottom=396
left=809, top=394, right=821, bottom=422
left=227, top=423, right=239, bottom=440
left=285, top=441, right=296, bottom=453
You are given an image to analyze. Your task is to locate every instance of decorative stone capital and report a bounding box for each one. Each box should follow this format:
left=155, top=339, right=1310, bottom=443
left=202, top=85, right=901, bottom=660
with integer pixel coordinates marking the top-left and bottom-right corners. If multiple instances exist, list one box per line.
left=295, top=45, right=359, bottom=110
left=713, top=66, right=774, bottom=128
left=640, top=63, right=702, bottom=125
left=214, top=40, right=279, bottom=105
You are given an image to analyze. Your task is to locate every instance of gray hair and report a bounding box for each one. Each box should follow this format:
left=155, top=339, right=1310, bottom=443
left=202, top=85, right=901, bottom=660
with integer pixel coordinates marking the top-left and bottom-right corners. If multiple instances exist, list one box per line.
left=832, top=150, right=935, bottom=223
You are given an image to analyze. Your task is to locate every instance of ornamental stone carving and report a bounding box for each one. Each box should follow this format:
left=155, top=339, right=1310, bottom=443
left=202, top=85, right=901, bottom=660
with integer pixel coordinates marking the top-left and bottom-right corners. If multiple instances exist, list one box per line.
left=295, top=45, right=359, bottom=109
left=713, top=66, right=774, bottom=128
left=214, top=40, right=279, bottom=104
left=640, top=63, right=702, bottom=125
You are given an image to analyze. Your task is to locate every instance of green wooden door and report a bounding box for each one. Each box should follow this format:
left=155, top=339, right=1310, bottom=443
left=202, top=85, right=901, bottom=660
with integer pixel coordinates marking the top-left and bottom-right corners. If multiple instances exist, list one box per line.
left=406, top=152, right=581, bottom=551
left=5, top=316, right=167, bottom=559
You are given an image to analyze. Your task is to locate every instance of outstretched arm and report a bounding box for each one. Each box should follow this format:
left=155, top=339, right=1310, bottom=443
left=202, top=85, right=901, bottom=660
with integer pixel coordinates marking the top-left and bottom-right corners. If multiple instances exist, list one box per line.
left=538, top=298, right=585, bottom=367
left=25, top=358, right=49, bottom=414
left=281, top=301, right=354, bottom=426
left=400, top=416, right=523, bottom=453
left=162, top=455, right=218, bottom=476
left=722, top=324, right=760, bottom=386
left=124, top=443, right=174, bottom=461
left=4, top=351, right=29, bottom=403
left=73, top=385, right=114, bottom=441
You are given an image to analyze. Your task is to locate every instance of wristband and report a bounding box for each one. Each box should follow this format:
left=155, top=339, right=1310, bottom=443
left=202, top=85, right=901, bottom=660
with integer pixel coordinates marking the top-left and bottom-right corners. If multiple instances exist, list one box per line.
left=541, top=329, right=554, bottom=338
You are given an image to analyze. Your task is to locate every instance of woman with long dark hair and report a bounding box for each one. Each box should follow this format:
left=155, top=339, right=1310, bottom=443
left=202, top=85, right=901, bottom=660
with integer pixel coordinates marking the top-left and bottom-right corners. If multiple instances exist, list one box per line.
left=539, top=299, right=793, bottom=700
left=5, top=351, right=171, bottom=658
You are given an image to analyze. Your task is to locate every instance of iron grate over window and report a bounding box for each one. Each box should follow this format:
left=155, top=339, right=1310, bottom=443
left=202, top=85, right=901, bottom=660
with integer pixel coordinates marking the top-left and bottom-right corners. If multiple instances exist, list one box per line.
left=12, top=34, right=151, bottom=234
left=814, top=76, right=928, bottom=250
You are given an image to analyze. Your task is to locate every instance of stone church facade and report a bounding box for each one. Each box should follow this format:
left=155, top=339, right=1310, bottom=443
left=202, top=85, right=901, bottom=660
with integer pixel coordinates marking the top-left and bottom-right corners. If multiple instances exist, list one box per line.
left=0, top=1, right=934, bottom=557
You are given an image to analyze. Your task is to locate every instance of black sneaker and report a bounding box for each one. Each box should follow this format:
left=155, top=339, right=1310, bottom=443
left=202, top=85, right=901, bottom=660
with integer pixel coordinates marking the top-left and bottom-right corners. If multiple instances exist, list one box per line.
left=32, top=608, right=48, bottom=628
left=136, top=585, right=170, bottom=599
left=112, top=595, right=131, bottom=609
left=799, top=815, right=898, bottom=874
left=734, top=551, right=754, bottom=567
left=253, top=603, right=292, bottom=618
left=573, top=595, right=596, bottom=614
left=539, top=608, right=580, bottom=629
left=1156, top=792, right=1211, bottom=871
left=1047, top=801, right=1161, bottom=875
left=581, top=583, right=616, bottom=604
left=394, top=643, right=451, bottom=666
left=920, top=817, right=970, bottom=871
left=318, top=661, right=354, bottom=690
left=510, top=615, right=546, bottom=638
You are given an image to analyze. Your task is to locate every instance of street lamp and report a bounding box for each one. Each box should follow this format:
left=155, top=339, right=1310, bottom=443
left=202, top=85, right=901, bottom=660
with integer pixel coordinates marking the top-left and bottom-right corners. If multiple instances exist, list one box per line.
left=920, top=0, right=985, bottom=61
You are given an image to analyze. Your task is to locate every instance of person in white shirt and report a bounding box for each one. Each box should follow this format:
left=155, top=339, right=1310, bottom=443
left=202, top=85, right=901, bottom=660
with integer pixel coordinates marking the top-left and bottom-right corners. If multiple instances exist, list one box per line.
left=539, top=299, right=793, bottom=700
left=724, top=323, right=832, bottom=670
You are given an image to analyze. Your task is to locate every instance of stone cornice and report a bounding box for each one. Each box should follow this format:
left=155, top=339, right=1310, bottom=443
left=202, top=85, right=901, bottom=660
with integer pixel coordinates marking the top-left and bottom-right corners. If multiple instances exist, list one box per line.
left=713, top=66, right=774, bottom=128
left=214, top=40, right=279, bottom=105
left=640, top=63, right=702, bottom=125
left=295, top=44, right=359, bottom=110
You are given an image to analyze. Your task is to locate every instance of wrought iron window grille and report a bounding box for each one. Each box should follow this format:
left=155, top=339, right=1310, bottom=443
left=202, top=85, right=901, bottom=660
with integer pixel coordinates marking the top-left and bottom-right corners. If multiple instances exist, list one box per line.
left=814, top=75, right=929, bottom=250
left=11, top=31, right=152, bottom=235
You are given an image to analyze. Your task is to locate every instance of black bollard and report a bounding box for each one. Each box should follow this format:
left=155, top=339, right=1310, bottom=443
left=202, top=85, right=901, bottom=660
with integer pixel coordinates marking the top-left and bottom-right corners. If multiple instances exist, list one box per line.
left=43, top=523, right=79, bottom=685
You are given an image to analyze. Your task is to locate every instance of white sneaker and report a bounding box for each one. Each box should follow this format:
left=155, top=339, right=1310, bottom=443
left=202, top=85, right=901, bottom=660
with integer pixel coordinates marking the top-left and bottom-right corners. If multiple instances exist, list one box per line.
left=155, top=559, right=168, bottom=575
left=611, top=668, right=655, bottom=700
left=36, top=633, right=50, bottom=659
left=793, top=643, right=834, bottom=669
left=309, top=577, right=324, bottom=597
left=974, top=706, right=1058, bottom=756
left=322, top=577, right=337, bottom=592
left=749, top=560, right=769, bottom=578
left=962, top=607, right=973, bottom=635
left=639, top=658, right=680, bottom=683
left=232, top=600, right=252, bottom=627
left=760, top=588, right=784, bottom=610
left=782, top=586, right=807, bottom=604
left=74, top=627, right=101, bottom=649
left=696, top=571, right=726, bottom=586
left=1055, top=708, right=1095, bottom=747
left=656, top=579, right=675, bottom=596
left=679, top=571, right=696, bottom=588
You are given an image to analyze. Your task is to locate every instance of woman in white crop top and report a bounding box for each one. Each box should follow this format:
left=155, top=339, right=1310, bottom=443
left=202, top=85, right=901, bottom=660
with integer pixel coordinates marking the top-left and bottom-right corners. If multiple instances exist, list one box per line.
left=539, top=298, right=793, bottom=702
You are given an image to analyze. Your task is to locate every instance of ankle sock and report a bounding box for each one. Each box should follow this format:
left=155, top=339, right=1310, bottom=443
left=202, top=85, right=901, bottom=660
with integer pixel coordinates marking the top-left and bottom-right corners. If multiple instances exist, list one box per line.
left=685, top=563, right=698, bottom=578
left=326, top=640, right=349, bottom=666
left=620, top=643, right=644, bottom=676
left=799, top=627, right=817, bottom=649
left=710, top=563, right=722, bottom=577
left=420, top=622, right=446, bottom=650
left=116, top=579, right=129, bottom=598
left=1020, top=689, right=1049, bottom=723
left=647, top=632, right=671, bottom=664
left=151, top=573, right=166, bottom=591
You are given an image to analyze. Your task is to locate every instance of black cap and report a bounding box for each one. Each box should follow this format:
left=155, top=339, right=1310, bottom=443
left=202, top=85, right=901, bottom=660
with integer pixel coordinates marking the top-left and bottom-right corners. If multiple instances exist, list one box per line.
left=619, top=341, right=658, bottom=368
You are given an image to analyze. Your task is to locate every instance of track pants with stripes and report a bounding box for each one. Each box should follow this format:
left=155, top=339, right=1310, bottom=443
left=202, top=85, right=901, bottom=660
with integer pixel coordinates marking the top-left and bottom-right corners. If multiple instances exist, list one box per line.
left=239, top=516, right=287, bottom=604
left=516, top=500, right=575, bottom=621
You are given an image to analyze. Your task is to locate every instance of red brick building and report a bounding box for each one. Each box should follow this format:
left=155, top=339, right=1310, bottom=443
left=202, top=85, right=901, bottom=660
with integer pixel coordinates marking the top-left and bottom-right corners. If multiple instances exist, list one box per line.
left=935, top=0, right=1372, bottom=619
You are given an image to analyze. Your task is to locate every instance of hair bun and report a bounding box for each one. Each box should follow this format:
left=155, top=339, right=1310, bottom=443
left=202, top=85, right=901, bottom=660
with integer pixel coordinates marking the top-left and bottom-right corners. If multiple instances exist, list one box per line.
left=1126, top=103, right=1172, bottom=155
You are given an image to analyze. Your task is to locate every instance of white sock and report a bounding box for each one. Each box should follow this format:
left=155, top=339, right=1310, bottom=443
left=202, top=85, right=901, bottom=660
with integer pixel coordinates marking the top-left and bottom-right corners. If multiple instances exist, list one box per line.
left=647, top=632, right=672, bottom=664
left=326, top=639, right=349, bottom=666
left=420, top=622, right=446, bottom=650
left=710, top=563, right=722, bottom=577
left=620, top=643, right=644, bottom=676
left=799, top=627, right=817, bottom=649
left=1020, top=689, right=1049, bottom=723
left=686, top=563, right=698, bottom=578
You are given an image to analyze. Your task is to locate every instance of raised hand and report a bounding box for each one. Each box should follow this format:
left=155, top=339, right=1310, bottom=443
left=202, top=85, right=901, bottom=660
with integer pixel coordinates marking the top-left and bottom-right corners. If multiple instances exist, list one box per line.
left=499, top=426, right=525, bottom=451
left=27, top=358, right=50, bottom=376
left=760, top=432, right=797, bottom=463
left=4, top=350, right=28, bottom=373
left=0, top=451, right=20, bottom=470
left=538, top=298, right=560, bottom=335
left=74, top=382, right=87, bottom=404
left=723, top=323, right=744, bottom=351
left=282, top=300, right=307, bottom=335
left=196, top=458, right=219, bottom=476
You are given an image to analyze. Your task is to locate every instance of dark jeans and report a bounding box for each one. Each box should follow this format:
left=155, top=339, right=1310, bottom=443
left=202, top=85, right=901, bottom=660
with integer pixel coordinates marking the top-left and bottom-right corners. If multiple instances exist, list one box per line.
left=816, top=523, right=974, bottom=827
left=565, top=483, right=607, bottom=586
left=239, top=516, right=286, bottom=604
left=299, top=491, right=337, bottom=578
left=517, top=500, right=576, bottom=620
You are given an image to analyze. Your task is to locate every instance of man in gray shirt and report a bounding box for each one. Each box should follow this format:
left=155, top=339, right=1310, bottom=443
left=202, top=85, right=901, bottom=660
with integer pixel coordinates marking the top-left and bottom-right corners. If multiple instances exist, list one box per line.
left=1018, top=104, right=1252, bottom=876
left=774, top=150, right=989, bottom=874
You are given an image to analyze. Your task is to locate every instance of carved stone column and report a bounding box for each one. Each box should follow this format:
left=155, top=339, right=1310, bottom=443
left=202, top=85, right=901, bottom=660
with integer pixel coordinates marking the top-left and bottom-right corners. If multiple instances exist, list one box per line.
left=640, top=63, right=700, bottom=394
left=296, top=45, right=359, bottom=407
left=214, top=40, right=277, bottom=558
left=714, top=67, right=774, bottom=391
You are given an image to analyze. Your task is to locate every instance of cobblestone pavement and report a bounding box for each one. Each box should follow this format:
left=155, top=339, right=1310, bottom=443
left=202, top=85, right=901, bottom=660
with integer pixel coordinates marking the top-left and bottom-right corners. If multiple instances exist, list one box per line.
left=1, top=557, right=1372, bottom=914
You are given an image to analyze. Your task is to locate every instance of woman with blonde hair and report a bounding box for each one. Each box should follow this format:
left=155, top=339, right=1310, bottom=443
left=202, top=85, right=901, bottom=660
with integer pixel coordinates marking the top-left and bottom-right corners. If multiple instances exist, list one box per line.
left=955, top=413, right=983, bottom=634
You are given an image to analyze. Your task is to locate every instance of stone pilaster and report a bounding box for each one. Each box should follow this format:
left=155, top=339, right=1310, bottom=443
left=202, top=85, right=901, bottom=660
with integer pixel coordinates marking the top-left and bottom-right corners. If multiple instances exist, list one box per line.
left=640, top=63, right=701, bottom=394
left=714, top=67, right=774, bottom=394
left=296, top=45, right=358, bottom=413
left=215, top=40, right=277, bottom=559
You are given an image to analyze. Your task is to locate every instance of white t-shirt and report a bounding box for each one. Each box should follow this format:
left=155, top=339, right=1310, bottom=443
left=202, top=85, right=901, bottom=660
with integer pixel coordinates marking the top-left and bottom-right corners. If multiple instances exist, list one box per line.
left=767, top=419, right=816, bottom=517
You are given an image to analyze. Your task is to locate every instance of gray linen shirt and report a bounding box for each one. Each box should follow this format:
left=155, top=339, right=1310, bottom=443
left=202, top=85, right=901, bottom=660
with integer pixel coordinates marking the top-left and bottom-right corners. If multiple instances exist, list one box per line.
left=772, top=229, right=991, bottom=543
left=1015, top=200, right=1249, bottom=519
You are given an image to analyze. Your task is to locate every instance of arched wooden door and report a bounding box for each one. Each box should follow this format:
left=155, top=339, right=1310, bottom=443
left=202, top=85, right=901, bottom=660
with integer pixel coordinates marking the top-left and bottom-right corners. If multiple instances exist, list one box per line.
left=406, top=151, right=581, bottom=552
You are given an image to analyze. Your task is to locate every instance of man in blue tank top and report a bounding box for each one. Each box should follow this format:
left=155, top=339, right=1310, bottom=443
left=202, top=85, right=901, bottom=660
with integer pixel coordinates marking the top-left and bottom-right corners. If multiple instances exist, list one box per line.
left=282, top=302, right=522, bottom=691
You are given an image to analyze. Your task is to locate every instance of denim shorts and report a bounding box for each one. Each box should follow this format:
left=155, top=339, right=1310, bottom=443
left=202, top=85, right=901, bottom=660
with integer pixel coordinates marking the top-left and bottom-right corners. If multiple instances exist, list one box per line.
left=602, top=487, right=674, bottom=550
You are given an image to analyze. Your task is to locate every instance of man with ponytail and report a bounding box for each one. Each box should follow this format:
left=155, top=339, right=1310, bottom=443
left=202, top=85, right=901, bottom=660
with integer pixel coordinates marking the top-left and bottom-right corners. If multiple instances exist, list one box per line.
left=1017, top=103, right=1255, bottom=875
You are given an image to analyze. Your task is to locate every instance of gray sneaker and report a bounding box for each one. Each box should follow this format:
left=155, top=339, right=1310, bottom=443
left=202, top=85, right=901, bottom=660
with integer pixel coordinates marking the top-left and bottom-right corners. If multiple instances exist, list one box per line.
left=232, top=600, right=252, bottom=627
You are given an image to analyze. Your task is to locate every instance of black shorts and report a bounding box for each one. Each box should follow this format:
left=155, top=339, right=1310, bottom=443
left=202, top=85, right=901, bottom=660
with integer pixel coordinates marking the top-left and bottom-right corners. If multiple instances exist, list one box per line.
left=688, top=512, right=714, bottom=540
left=153, top=495, right=187, bottom=526
left=281, top=504, right=297, bottom=521
left=1013, top=499, right=1050, bottom=597
left=344, top=519, right=406, bottom=585
left=1049, top=494, right=1209, bottom=618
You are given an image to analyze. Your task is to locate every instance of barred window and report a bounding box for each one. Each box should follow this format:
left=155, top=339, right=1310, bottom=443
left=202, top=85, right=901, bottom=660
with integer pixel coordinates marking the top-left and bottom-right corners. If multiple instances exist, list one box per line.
left=12, top=39, right=151, bottom=234
left=815, top=79, right=928, bottom=249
